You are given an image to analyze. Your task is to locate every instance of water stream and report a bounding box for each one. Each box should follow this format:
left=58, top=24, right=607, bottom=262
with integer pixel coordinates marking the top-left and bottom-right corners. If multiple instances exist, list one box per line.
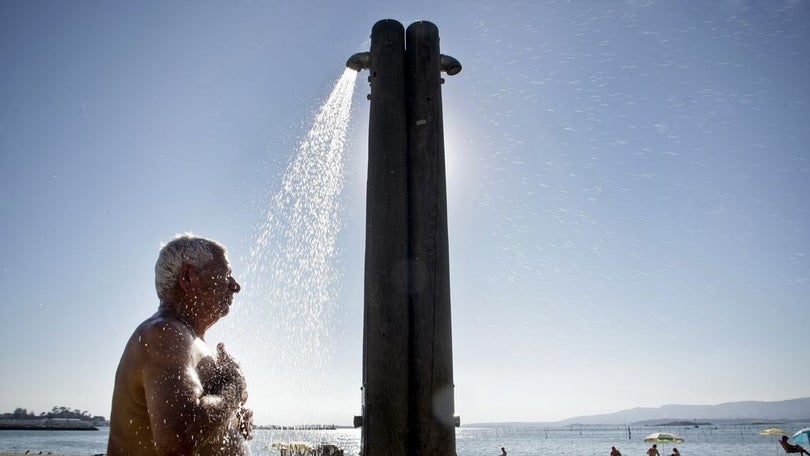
left=217, top=68, right=358, bottom=425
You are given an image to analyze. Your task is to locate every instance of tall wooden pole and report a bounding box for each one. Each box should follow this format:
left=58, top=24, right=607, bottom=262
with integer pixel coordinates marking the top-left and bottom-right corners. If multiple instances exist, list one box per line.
left=348, top=19, right=460, bottom=456
left=361, top=19, right=409, bottom=456
left=405, top=21, right=456, bottom=456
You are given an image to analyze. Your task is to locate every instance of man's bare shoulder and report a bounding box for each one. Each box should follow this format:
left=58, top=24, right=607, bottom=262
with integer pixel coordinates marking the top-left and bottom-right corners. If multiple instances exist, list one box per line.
left=127, top=312, right=194, bottom=358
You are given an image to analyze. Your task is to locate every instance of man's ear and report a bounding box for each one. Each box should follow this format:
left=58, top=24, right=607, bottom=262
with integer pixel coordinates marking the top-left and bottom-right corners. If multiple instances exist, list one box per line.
left=178, top=264, right=196, bottom=292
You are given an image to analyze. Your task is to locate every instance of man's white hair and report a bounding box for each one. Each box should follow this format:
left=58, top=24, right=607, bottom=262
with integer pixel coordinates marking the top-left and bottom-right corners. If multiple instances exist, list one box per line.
left=154, top=233, right=226, bottom=301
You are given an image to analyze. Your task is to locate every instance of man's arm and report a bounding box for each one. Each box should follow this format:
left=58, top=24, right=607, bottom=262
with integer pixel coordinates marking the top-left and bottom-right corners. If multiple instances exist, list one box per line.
left=140, top=321, right=244, bottom=454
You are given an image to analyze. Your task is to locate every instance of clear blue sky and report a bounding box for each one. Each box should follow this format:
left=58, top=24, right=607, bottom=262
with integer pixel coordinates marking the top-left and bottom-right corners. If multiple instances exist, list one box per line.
left=1, top=1, right=808, bottom=426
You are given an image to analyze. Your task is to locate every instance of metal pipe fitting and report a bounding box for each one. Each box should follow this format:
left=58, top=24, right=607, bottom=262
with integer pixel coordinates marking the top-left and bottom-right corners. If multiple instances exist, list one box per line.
left=346, top=52, right=371, bottom=71
left=440, top=54, right=462, bottom=75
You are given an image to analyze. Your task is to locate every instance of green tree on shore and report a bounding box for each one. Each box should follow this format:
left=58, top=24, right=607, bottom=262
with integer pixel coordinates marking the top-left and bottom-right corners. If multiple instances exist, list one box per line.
left=2, top=406, right=105, bottom=422
left=9, top=408, right=35, bottom=419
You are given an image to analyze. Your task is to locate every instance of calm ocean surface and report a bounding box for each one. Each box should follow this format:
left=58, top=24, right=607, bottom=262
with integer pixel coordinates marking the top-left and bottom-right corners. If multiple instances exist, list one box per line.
left=0, top=423, right=803, bottom=455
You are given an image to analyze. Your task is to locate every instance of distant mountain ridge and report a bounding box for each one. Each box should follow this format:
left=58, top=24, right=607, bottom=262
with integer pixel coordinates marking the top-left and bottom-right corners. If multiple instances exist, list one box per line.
left=559, top=397, right=810, bottom=425
left=469, top=397, right=810, bottom=427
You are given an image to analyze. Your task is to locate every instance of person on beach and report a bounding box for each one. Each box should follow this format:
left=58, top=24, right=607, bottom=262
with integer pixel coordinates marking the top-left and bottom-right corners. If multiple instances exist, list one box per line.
left=670, top=448, right=680, bottom=456
left=647, top=444, right=660, bottom=456
left=611, top=445, right=622, bottom=456
left=107, top=234, right=253, bottom=456
left=501, top=447, right=508, bottom=456
left=781, top=435, right=810, bottom=455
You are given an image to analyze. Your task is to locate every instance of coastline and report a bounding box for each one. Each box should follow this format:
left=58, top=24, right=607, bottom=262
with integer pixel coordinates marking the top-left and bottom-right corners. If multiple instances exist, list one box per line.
left=0, top=426, right=98, bottom=431
left=0, top=421, right=99, bottom=432
left=0, top=454, right=86, bottom=456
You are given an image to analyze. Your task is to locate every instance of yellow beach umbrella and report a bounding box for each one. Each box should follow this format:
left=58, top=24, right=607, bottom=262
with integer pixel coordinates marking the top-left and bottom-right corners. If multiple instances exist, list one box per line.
left=644, top=432, right=685, bottom=444
left=759, top=428, right=789, bottom=436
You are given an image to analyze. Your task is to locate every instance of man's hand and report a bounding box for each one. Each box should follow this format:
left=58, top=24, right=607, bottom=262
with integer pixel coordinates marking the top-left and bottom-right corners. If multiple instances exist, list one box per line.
left=216, top=343, right=248, bottom=403
left=238, top=407, right=254, bottom=440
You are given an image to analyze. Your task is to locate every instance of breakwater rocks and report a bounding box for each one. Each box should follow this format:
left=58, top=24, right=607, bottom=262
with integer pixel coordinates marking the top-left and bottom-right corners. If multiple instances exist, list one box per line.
left=0, top=419, right=99, bottom=430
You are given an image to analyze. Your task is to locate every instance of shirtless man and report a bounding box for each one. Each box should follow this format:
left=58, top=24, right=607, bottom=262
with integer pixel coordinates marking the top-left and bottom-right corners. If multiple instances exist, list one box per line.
left=647, top=444, right=661, bottom=456
left=107, top=235, right=253, bottom=455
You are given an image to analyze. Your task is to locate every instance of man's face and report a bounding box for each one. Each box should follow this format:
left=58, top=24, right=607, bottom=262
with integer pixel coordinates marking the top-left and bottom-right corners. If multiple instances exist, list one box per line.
left=198, top=252, right=241, bottom=319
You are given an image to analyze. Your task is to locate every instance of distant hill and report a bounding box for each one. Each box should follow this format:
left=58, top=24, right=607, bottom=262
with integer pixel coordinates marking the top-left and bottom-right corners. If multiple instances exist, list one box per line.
left=468, top=397, right=810, bottom=427
left=559, top=397, right=810, bottom=425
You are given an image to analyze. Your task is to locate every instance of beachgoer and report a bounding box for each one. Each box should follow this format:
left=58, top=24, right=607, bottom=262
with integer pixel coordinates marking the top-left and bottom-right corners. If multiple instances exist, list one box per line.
left=781, top=436, right=810, bottom=455
left=647, top=444, right=661, bottom=456
left=670, top=448, right=680, bottom=456
left=107, top=234, right=252, bottom=455
left=501, top=447, right=508, bottom=456
left=611, top=446, right=622, bottom=456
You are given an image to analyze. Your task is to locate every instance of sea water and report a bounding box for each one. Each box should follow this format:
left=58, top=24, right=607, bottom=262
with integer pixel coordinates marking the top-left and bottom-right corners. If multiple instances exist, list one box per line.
left=1, top=423, right=804, bottom=456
